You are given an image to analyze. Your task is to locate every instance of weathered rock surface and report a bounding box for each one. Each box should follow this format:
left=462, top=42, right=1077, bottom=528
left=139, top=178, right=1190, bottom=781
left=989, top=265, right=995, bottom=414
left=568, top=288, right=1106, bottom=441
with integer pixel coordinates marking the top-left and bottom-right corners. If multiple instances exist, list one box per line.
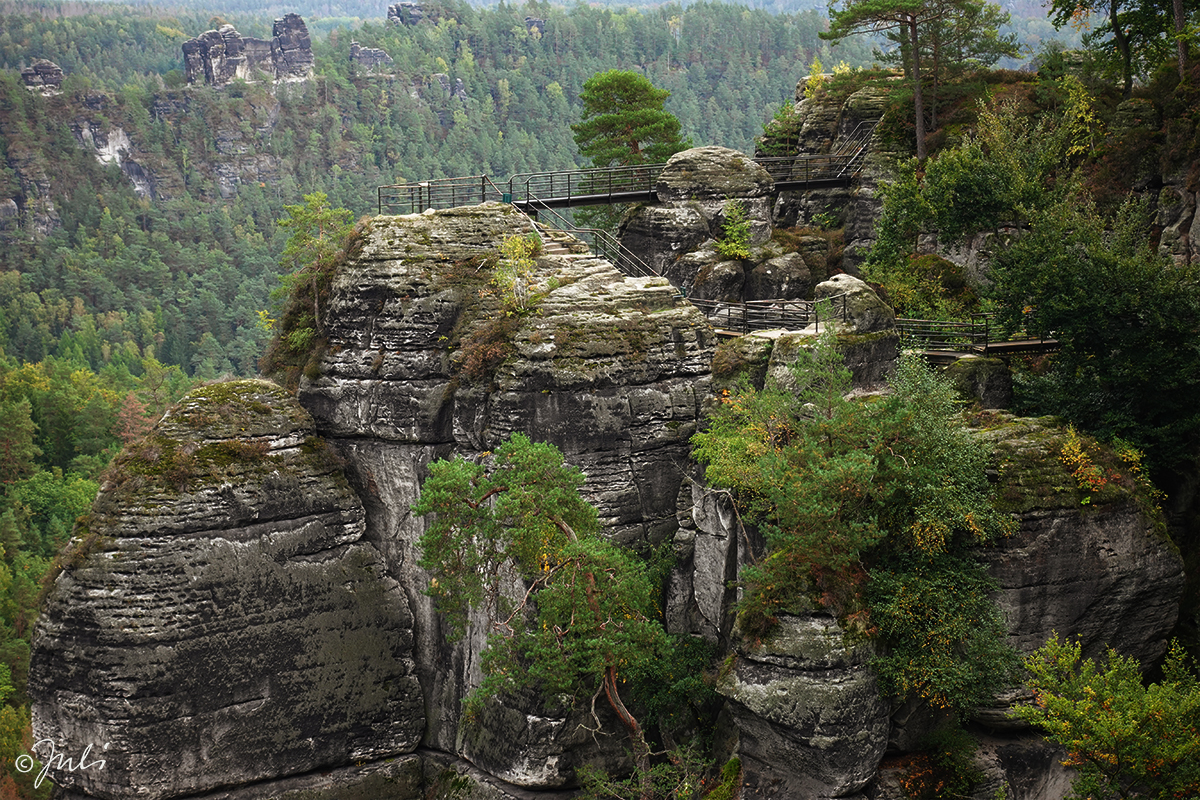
left=945, top=355, right=1013, bottom=409
left=768, top=84, right=896, bottom=270
left=183, top=14, right=313, bottom=86
left=974, top=416, right=1185, bottom=668
left=298, top=203, right=715, bottom=782
left=20, top=58, right=64, bottom=93
left=718, top=615, right=890, bottom=799
left=30, top=380, right=423, bottom=800
left=350, top=41, right=394, bottom=73
left=619, top=146, right=774, bottom=281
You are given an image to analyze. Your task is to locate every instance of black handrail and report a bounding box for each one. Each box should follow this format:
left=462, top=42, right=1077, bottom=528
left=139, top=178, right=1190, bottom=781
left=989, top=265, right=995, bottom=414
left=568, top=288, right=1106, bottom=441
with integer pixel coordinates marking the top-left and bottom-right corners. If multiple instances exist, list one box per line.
left=376, top=128, right=880, bottom=215
left=687, top=295, right=851, bottom=334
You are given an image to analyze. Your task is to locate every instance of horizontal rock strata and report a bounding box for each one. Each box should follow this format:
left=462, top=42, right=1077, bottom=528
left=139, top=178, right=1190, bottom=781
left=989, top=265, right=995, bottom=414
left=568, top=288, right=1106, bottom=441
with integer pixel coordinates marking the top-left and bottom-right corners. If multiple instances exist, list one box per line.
left=30, top=380, right=422, bottom=800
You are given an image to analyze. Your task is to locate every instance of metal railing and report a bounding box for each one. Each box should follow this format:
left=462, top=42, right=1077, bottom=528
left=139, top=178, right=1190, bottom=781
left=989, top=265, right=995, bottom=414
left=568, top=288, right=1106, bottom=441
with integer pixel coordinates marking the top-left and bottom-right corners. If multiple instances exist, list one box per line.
left=753, top=153, right=855, bottom=184
left=686, top=295, right=850, bottom=334
left=509, top=164, right=664, bottom=206
left=527, top=205, right=661, bottom=281
left=377, top=124, right=881, bottom=215
left=896, top=313, right=1057, bottom=354
left=896, top=316, right=988, bottom=351
left=377, top=176, right=505, bottom=214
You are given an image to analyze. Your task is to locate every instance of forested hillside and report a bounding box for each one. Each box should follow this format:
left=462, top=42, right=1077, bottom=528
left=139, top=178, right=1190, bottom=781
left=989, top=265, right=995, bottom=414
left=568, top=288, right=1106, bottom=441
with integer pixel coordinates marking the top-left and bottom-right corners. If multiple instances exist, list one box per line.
left=0, top=0, right=875, bottom=378
left=0, top=7, right=870, bottom=784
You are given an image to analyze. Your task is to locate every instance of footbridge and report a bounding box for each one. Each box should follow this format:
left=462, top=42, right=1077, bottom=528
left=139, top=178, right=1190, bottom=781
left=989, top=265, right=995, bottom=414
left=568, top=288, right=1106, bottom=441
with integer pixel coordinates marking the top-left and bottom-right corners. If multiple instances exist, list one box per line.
left=377, top=121, right=878, bottom=215
left=692, top=299, right=1058, bottom=357
left=374, top=118, right=1055, bottom=359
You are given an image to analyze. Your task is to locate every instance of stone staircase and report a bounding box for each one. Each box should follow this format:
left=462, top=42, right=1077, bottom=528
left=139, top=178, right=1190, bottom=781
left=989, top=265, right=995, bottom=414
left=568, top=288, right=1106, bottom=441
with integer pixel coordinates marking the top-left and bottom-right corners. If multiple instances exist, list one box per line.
left=534, top=223, right=590, bottom=257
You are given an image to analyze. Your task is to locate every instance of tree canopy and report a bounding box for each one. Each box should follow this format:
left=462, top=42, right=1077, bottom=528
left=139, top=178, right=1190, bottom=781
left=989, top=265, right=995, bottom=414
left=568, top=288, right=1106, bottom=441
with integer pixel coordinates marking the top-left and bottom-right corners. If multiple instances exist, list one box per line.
left=571, top=70, right=691, bottom=167
left=1013, top=635, right=1200, bottom=799
left=692, top=332, right=1016, bottom=713
left=412, top=433, right=671, bottom=797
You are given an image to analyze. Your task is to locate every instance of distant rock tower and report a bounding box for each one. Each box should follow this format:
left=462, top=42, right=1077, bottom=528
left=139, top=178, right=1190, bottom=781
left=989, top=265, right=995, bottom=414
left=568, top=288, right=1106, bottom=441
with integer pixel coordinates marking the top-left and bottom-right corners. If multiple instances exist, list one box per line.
left=181, top=13, right=313, bottom=87
left=349, top=41, right=394, bottom=74
left=21, top=59, right=64, bottom=94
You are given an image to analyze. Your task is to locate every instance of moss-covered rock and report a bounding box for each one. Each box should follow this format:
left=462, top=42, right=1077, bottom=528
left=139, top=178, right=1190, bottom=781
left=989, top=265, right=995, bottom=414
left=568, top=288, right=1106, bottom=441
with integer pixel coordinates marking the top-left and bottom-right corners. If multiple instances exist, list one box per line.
left=968, top=413, right=1184, bottom=669
left=717, top=614, right=888, bottom=799
left=31, top=380, right=424, bottom=800
left=944, top=355, right=1012, bottom=409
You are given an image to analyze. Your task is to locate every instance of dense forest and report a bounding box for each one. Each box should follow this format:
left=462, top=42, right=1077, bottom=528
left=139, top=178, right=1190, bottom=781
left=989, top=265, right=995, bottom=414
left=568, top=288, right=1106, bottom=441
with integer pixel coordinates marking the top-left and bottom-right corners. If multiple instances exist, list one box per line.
left=0, top=5, right=876, bottom=791
left=0, top=0, right=1195, bottom=794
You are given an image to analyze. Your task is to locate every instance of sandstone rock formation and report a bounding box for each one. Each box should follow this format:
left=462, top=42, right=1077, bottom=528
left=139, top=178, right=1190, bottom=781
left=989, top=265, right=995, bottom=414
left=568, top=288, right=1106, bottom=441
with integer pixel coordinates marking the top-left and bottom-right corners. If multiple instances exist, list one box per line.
left=975, top=416, right=1185, bottom=668
left=30, top=380, right=423, bottom=799
left=620, top=146, right=773, bottom=277
left=183, top=14, right=313, bottom=87
left=298, top=202, right=714, bottom=783
left=350, top=41, right=394, bottom=73
left=20, top=59, right=64, bottom=93
left=28, top=205, right=1190, bottom=800
left=761, top=83, right=895, bottom=271
left=3, top=151, right=60, bottom=238
left=388, top=2, right=427, bottom=25
left=718, top=616, right=890, bottom=799
left=618, top=146, right=840, bottom=302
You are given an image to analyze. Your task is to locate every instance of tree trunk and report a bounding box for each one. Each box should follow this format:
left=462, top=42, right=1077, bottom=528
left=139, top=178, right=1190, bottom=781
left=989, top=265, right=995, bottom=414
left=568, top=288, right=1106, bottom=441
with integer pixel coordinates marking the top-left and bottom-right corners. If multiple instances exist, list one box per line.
left=1173, top=0, right=1187, bottom=79
left=1110, top=0, right=1133, bottom=98
left=603, top=665, right=653, bottom=800
left=909, top=16, right=928, bottom=161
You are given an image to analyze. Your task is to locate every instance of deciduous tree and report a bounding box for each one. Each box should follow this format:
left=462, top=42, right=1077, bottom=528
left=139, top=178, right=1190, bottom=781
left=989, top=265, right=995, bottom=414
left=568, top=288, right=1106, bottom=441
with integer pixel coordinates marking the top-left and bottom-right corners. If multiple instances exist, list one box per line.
left=1014, top=634, right=1200, bottom=799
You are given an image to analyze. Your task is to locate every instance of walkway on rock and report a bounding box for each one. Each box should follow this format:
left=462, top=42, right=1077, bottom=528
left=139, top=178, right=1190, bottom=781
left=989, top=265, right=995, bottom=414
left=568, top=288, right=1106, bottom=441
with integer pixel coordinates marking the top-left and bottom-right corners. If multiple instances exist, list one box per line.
left=377, top=121, right=879, bottom=216
left=375, top=119, right=1054, bottom=359
left=693, top=298, right=1058, bottom=357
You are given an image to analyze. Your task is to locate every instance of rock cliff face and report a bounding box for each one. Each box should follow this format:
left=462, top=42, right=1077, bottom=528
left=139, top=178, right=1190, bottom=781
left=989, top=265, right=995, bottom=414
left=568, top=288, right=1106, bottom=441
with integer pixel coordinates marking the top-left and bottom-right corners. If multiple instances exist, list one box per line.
left=29, top=206, right=1189, bottom=800
left=31, top=380, right=423, bottom=800
left=297, top=203, right=714, bottom=781
left=182, top=14, right=314, bottom=87
left=759, top=83, right=895, bottom=273
left=974, top=416, right=1185, bottom=667
left=618, top=146, right=837, bottom=302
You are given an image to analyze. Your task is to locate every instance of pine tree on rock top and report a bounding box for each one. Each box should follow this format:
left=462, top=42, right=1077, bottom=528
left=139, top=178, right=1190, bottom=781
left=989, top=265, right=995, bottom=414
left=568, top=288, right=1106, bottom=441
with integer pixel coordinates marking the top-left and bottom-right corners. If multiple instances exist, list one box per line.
left=822, top=0, right=973, bottom=160
left=571, top=70, right=691, bottom=168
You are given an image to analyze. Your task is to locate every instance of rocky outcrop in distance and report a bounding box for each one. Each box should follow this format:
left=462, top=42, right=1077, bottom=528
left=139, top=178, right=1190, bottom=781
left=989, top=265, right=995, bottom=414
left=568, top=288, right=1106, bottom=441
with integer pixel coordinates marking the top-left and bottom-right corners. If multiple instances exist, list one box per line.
left=350, top=41, right=394, bottom=74
left=388, top=2, right=455, bottom=26
left=20, top=58, right=64, bottom=93
left=30, top=205, right=1187, bottom=800
left=182, top=14, right=314, bottom=87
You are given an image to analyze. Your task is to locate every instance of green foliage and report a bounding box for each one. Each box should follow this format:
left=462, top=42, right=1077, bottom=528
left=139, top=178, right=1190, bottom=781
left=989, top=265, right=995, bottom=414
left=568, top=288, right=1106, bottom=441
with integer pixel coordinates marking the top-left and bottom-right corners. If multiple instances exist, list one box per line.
left=572, top=70, right=691, bottom=167
left=804, top=56, right=826, bottom=100
left=692, top=334, right=1015, bottom=711
left=576, top=743, right=707, bottom=800
left=864, top=95, right=1087, bottom=319
left=898, top=726, right=984, bottom=800
left=1013, top=635, right=1200, bottom=799
left=261, top=193, right=361, bottom=388
left=990, top=195, right=1200, bottom=471
left=494, top=233, right=545, bottom=314
left=869, top=553, right=1018, bottom=712
left=703, top=757, right=743, bottom=800
left=413, top=433, right=670, bottom=780
left=714, top=200, right=752, bottom=261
